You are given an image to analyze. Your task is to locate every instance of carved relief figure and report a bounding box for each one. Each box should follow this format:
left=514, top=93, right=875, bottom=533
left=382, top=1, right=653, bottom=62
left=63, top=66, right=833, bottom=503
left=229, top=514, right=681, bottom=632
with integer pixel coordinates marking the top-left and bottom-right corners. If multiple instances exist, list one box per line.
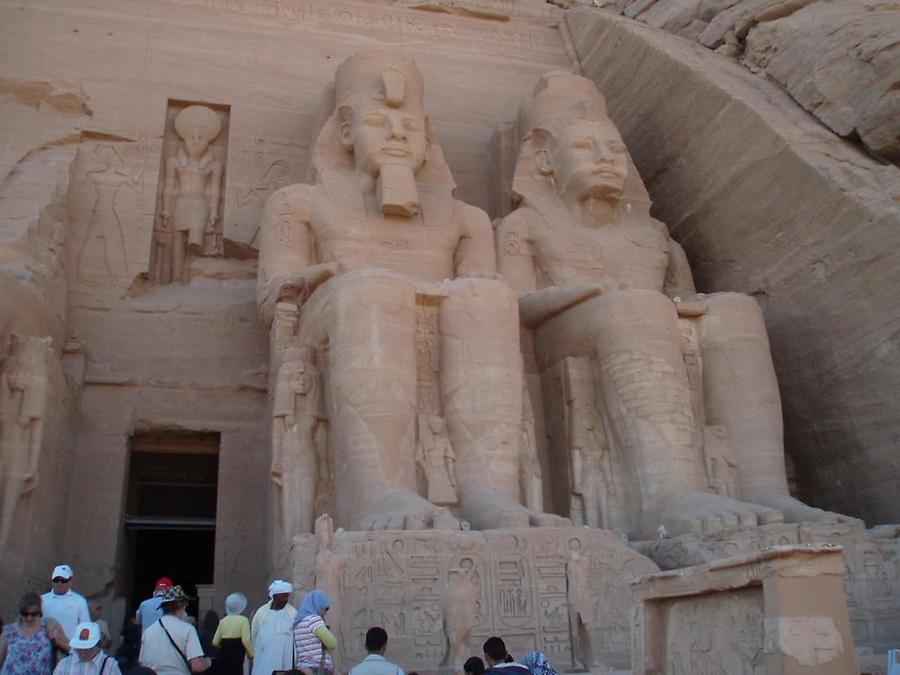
left=314, top=514, right=347, bottom=664
left=563, top=357, right=613, bottom=529
left=416, top=415, right=458, bottom=506
left=565, top=547, right=597, bottom=670
left=703, top=425, right=738, bottom=499
left=498, top=71, right=853, bottom=538
left=272, top=346, right=328, bottom=543
left=257, top=51, right=565, bottom=531
left=158, top=105, right=223, bottom=285
left=0, top=335, right=50, bottom=547
left=441, top=564, right=477, bottom=668
left=519, top=383, right=543, bottom=512
left=77, top=144, right=140, bottom=286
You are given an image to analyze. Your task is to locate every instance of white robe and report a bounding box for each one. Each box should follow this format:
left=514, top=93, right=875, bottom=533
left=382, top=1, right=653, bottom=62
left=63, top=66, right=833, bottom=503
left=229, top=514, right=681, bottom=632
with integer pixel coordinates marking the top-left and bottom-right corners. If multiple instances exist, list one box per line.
left=251, top=603, right=297, bottom=675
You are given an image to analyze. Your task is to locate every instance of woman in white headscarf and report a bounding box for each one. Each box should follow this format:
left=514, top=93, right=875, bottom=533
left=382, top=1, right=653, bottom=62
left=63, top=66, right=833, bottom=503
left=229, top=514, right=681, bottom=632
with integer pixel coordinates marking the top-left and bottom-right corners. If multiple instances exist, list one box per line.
left=250, top=582, right=296, bottom=675
left=211, top=593, right=252, bottom=675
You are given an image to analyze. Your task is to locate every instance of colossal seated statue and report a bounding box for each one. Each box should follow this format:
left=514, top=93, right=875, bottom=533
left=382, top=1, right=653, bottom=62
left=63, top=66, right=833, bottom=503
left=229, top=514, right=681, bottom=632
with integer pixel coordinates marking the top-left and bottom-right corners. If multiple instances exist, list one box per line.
left=498, top=72, right=854, bottom=539
left=258, top=52, right=564, bottom=533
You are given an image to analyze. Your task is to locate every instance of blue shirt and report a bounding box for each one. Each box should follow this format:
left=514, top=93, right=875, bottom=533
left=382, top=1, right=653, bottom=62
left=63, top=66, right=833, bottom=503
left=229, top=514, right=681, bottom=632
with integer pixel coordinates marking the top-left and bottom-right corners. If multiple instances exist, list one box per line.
left=348, top=654, right=405, bottom=675
left=136, top=596, right=164, bottom=634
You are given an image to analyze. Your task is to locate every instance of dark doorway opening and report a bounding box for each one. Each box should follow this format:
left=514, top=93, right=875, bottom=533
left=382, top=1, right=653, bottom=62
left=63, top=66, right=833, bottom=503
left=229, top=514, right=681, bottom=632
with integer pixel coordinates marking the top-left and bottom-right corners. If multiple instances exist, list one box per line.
left=121, top=431, right=220, bottom=619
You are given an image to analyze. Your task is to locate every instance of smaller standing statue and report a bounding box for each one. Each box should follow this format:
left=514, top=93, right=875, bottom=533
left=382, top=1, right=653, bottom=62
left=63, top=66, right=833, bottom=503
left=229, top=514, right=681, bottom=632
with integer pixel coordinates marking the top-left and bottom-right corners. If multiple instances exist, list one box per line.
left=272, top=346, right=328, bottom=543
left=416, top=415, right=458, bottom=506
left=158, top=104, right=223, bottom=284
left=0, top=335, right=50, bottom=548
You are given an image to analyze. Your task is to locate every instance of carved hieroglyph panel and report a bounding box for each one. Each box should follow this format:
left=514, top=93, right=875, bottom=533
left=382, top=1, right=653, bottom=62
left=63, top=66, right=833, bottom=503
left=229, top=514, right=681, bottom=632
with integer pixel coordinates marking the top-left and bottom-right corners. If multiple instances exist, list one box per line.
left=294, top=527, right=658, bottom=670
left=661, top=587, right=765, bottom=675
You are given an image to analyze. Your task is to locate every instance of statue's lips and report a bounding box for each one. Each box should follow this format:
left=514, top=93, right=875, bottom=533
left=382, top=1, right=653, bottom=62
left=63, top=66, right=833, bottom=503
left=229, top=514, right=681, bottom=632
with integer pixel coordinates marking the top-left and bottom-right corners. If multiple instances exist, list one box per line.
left=591, top=167, right=625, bottom=180
left=382, top=146, right=411, bottom=157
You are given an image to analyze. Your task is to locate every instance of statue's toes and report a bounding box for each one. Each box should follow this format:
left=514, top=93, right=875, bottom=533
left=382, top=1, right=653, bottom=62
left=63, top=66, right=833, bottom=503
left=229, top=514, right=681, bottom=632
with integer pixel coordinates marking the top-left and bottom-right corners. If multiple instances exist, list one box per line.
left=529, top=513, right=570, bottom=528
left=732, top=509, right=759, bottom=528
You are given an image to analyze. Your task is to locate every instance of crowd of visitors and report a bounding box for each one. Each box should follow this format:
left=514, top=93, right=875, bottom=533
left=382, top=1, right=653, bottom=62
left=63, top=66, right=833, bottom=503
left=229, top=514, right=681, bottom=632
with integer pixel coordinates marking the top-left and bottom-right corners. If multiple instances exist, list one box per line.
left=1, top=566, right=562, bottom=675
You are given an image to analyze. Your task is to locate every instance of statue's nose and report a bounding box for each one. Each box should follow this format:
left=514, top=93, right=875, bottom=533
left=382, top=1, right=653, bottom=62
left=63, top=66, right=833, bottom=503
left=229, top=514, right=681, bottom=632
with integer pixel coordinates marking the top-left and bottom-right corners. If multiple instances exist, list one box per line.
left=389, top=118, right=406, bottom=140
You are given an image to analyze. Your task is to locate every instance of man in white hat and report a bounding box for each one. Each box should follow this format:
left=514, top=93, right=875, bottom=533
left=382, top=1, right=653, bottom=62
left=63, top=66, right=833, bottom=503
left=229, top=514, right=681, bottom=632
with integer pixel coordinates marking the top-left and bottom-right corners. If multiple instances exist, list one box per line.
left=250, top=580, right=296, bottom=675
left=52, top=621, right=121, bottom=675
left=42, top=564, right=91, bottom=641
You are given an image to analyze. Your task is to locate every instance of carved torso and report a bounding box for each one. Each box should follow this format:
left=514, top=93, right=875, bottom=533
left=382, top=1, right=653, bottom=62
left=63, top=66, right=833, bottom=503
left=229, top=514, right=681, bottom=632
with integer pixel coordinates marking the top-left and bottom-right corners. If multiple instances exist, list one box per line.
left=312, top=188, right=461, bottom=282
left=527, top=210, right=670, bottom=292
left=173, top=161, right=218, bottom=196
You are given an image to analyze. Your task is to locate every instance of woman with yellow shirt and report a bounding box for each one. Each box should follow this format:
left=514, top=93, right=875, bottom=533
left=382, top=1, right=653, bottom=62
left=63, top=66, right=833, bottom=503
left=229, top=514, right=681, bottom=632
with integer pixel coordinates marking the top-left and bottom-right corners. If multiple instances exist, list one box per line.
left=211, top=594, right=253, bottom=675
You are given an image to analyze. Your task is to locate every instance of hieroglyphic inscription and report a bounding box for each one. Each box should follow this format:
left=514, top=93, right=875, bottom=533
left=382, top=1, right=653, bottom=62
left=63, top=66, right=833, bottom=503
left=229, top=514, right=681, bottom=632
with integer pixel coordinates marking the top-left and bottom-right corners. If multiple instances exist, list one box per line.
left=321, top=528, right=657, bottom=671
left=148, top=0, right=565, bottom=55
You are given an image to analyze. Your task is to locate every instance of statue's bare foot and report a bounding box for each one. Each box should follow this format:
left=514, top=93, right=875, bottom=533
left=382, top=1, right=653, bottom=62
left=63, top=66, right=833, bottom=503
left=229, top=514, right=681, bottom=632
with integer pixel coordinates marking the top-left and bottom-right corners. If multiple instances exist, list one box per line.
left=461, top=487, right=570, bottom=530
left=751, top=493, right=864, bottom=529
left=641, top=491, right=784, bottom=539
left=353, top=489, right=458, bottom=530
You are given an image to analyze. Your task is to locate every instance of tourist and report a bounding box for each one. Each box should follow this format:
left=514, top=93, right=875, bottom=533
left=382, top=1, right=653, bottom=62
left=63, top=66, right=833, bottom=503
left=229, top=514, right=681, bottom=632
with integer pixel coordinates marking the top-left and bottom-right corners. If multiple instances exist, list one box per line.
left=347, top=627, right=404, bottom=675
left=463, top=657, right=484, bottom=675
left=196, top=613, right=219, bottom=660
left=520, top=652, right=556, bottom=675
left=211, top=594, right=253, bottom=675
left=249, top=581, right=295, bottom=675
left=115, top=614, right=140, bottom=673
left=52, top=622, right=121, bottom=675
left=0, top=592, right=68, bottom=675
left=88, top=602, right=112, bottom=652
left=292, top=590, right=335, bottom=675
left=139, top=586, right=210, bottom=675
left=136, top=579, right=173, bottom=636
left=42, top=565, right=91, bottom=642
left=482, top=638, right=528, bottom=675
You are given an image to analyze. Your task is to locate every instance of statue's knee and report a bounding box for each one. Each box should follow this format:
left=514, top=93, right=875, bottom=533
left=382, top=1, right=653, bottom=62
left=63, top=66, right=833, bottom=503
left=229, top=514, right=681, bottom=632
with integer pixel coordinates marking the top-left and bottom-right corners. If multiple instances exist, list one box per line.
left=331, top=270, right=416, bottom=313
left=701, top=292, right=768, bottom=338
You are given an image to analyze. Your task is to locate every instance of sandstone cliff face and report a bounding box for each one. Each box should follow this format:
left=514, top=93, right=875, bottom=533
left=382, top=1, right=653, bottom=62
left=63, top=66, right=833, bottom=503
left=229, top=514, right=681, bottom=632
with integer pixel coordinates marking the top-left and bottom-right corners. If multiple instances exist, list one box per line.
left=587, top=0, right=900, bottom=164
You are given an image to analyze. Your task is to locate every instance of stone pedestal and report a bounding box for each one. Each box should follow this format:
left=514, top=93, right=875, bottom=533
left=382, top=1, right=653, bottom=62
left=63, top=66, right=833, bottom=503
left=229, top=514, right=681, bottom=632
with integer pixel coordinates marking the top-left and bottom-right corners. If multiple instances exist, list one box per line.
left=639, top=522, right=900, bottom=651
left=631, top=544, right=859, bottom=674
left=287, top=527, right=658, bottom=672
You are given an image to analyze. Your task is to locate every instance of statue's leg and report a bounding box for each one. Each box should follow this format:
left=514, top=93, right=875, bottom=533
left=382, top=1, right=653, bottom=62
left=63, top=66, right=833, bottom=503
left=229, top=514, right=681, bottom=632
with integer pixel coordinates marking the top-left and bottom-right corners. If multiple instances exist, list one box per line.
left=440, top=278, right=567, bottom=529
left=698, top=292, right=860, bottom=525
left=299, top=270, right=456, bottom=531
left=537, top=289, right=782, bottom=538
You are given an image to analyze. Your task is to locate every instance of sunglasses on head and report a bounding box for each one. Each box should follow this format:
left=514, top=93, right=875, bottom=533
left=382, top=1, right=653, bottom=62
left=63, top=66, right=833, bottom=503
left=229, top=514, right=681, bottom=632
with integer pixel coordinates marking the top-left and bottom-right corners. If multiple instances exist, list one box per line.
left=21, top=611, right=41, bottom=618
left=52, top=578, right=71, bottom=583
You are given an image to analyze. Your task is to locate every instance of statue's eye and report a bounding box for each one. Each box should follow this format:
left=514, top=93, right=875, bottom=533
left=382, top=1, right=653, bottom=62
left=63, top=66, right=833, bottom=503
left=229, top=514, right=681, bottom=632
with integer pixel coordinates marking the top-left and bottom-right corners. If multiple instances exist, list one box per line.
left=609, top=143, right=627, bottom=154
left=403, top=119, right=421, bottom=132
left=571, top=139, right=593, bottom=150
left=363, top=114, right=386, bottom=127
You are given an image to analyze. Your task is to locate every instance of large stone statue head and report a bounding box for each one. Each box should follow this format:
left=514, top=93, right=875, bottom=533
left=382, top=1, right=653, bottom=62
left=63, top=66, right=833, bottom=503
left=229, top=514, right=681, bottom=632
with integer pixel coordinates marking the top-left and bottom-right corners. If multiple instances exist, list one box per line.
left=311, top=51, right=455, bottom=220
left=513, top=72, right=650, bottom=224
left=335, top=53, right=429, bottom=182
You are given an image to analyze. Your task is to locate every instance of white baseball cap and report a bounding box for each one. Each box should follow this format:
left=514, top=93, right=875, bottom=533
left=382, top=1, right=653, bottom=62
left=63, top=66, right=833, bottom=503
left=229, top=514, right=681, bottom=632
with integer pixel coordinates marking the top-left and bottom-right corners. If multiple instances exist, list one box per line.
left=70, top=622, right=100, bottom=649
left=51, top=564, right=73, bottom=580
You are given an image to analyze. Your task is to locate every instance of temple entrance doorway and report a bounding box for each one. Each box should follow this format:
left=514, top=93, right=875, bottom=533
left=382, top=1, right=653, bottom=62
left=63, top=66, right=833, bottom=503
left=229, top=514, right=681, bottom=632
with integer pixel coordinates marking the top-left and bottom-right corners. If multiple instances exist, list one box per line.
left=120, top=431, right=220, bottom=620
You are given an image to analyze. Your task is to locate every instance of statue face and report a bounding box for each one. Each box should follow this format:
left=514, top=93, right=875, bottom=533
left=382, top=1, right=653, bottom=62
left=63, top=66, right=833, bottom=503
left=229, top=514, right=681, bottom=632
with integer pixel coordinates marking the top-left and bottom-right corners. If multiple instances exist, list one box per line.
left=289, top=370, right=312, bottom=394
left=542, top=120, right=628, bottom=204
left=341, top=100, right=428, bottom=177
left=183, top=132, right=210, bottom=161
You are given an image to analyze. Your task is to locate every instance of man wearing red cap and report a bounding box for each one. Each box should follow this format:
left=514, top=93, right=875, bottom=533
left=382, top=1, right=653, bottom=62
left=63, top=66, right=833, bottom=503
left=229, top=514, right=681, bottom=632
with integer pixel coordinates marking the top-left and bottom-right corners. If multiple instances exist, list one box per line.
left=135, top=578, right=173, bottom=635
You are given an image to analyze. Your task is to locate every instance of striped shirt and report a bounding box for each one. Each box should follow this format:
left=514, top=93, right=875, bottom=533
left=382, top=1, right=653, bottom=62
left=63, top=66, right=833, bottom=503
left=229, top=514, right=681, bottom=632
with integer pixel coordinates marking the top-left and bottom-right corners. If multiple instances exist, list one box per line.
left=292, top=615, right=334, bottom=670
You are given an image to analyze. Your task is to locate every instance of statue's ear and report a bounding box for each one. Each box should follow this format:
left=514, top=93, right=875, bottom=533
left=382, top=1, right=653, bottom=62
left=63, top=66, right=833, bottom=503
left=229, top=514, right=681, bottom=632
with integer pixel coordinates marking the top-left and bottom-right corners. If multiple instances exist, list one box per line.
left=337, top=106, right=353, bottom=152
left=532, top=128, right=553, bottom=176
